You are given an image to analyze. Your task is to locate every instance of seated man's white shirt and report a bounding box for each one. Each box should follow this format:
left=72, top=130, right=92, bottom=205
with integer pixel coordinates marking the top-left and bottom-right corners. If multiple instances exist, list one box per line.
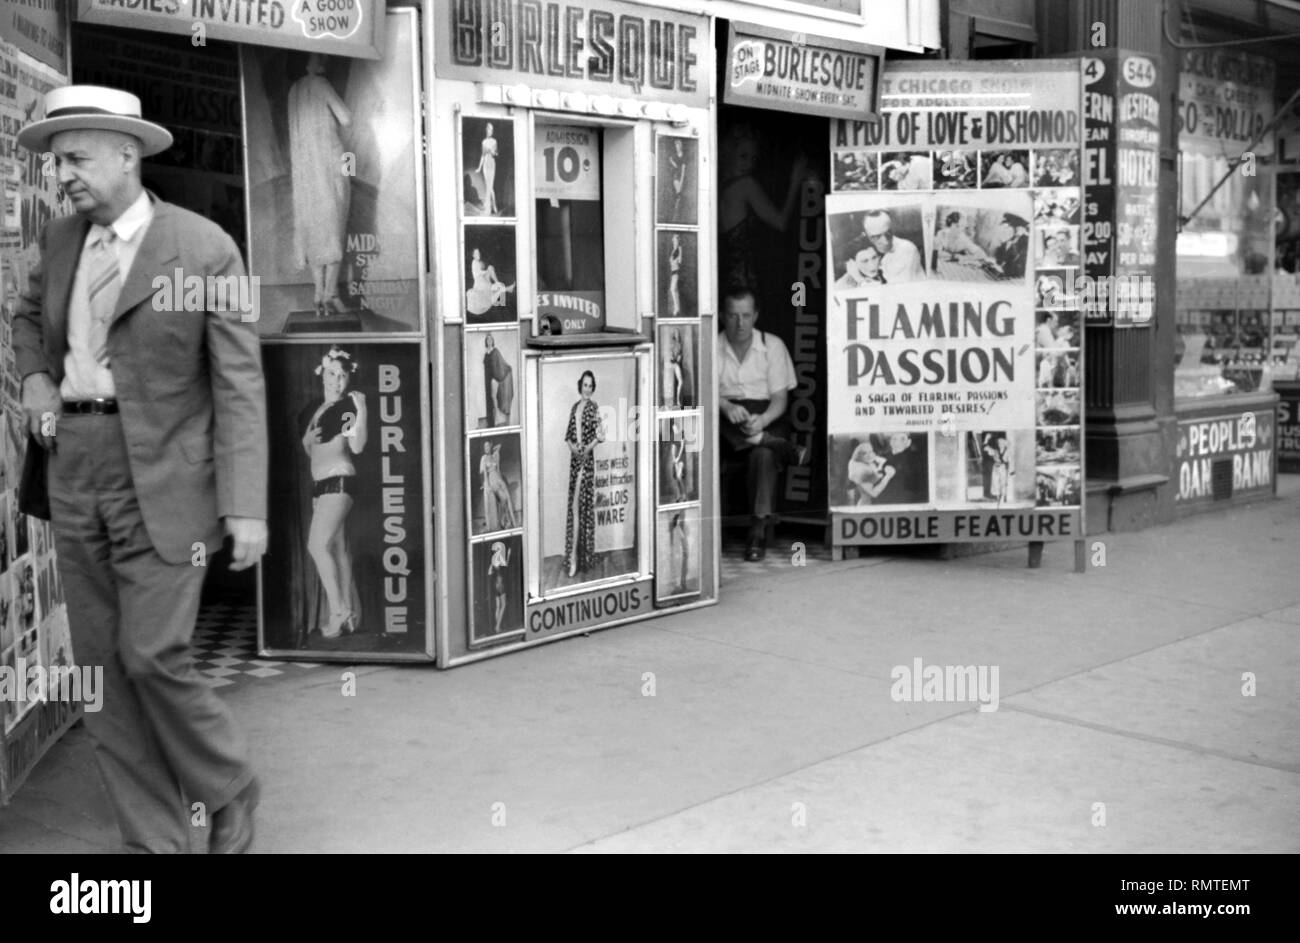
left=718, top=329, right=797, bottom=401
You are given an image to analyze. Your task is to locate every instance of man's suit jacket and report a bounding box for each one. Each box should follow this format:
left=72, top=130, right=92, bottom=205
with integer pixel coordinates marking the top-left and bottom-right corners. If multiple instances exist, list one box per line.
left=12, top=196, right=268, bottom=565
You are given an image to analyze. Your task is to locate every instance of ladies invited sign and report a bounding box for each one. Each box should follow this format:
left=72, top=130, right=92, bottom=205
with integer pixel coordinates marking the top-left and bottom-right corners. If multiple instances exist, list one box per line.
left=77, top=0, right=385, bottom=59
left=260, top=340, right=430, bottom=659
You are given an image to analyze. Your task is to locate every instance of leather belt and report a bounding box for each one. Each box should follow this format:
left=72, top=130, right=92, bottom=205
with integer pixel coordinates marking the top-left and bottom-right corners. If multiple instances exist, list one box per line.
left=62, top=399, right=118, bottom=415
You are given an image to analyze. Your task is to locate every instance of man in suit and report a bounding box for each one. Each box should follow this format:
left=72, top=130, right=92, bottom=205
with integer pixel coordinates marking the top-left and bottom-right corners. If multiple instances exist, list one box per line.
left=14, top=86, right=268, bottom=853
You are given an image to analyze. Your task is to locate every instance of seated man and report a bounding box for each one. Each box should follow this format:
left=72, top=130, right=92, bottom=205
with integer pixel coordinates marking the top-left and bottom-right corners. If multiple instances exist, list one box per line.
left=717, top=285, right=807, bottom=561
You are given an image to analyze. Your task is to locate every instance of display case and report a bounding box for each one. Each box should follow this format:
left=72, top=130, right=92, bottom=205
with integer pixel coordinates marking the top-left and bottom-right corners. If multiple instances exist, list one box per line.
left=429, top=0, right=719, bottom=667
left=1174, top=49, right=1280, bottom=402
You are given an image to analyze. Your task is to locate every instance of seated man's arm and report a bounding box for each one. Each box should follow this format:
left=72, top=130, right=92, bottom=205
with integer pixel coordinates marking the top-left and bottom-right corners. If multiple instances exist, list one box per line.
left=753, top=388, right=787, bottom=431
left=755, top=333, right=798, bottom=433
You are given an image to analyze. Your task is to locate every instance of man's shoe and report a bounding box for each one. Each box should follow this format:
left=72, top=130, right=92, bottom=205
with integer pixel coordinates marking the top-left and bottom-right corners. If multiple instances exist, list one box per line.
left=210, top=777, right=260, bottom=854
left=793, top=444, right=810, bottom=467
left=744, top=538, right=766, bottom=562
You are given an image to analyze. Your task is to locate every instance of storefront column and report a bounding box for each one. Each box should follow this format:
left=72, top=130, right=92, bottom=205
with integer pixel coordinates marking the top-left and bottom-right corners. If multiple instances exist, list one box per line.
left=1043, top=0, right=1178, bottom=530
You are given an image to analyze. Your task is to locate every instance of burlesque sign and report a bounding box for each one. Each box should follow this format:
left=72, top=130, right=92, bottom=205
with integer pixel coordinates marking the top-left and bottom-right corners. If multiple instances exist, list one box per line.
left=77, top=0, right=384, bottom=59
left=437, top=0, right=709, bottom=107
left=828, top=60, right=1085, bottom=546
left=724, top=21, right=882, bottom=121
left=259, top=340, right=431, bottom=659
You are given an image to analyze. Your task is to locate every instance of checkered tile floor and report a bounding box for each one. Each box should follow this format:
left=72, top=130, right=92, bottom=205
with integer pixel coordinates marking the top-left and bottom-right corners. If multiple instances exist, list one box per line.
left=719, top=527, right=835, bottom=584
left=193, top=599, right=323, bottom=689
left=188, top=528, right=835, bottom=684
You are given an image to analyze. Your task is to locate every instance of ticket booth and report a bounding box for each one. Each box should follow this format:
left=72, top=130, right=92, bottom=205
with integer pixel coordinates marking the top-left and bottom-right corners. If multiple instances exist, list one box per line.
left=427, top=0, right=718, bottom=666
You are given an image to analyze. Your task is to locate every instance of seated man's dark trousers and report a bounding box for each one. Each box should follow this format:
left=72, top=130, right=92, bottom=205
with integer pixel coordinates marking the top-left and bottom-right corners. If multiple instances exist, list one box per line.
left=719, top=398, right=800, bottom=541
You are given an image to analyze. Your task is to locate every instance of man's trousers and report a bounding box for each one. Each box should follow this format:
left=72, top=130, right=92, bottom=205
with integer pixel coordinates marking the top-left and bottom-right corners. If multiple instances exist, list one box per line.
left=47, top=412, right=252, bottom=852
left=719, top=398, right=794, bottom=527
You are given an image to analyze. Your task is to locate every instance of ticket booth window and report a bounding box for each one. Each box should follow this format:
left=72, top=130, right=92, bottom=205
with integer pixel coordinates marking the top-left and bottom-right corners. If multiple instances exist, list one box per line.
left=533, top=121, right=638, bottom=335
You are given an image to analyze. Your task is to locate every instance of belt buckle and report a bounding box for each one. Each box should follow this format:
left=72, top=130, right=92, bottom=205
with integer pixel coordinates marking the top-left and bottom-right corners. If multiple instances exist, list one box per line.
left=66, top=398, right=115, bottom=415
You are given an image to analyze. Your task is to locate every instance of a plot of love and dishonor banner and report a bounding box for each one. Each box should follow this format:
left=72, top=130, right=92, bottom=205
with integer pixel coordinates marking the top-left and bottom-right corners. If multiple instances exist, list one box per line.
left=826, top=60, right=1086, bottom=549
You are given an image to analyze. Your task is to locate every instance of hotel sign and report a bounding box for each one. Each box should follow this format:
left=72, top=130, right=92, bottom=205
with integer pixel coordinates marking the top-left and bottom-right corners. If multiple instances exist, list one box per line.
left=437, top=0, right=709, bottom=108
left=724, top=21, right=882, bottom=121
left=75, top=0, right=385, bottom=59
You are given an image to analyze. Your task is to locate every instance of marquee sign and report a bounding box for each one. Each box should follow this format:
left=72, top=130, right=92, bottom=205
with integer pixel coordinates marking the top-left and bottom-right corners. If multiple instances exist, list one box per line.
left=436, top=0, right=710, bottom=108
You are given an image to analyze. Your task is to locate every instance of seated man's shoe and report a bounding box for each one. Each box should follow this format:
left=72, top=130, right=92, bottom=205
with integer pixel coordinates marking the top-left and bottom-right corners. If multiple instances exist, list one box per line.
left=210, top=777, right=260, bottom=854
left=792, top=444, right=810, bottom=467
left=744, top=536, right=766, bottom=562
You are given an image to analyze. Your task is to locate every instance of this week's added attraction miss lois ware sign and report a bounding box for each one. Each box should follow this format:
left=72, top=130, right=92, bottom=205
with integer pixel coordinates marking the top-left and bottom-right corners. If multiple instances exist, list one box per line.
left=437, top=0, right=709, bottom=107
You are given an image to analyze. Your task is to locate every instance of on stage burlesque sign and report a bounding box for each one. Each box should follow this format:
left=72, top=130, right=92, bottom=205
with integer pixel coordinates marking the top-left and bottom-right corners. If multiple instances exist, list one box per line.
left=724, top=21, right=882, bottom=122
left=827, top=60, right=1085, bottom=546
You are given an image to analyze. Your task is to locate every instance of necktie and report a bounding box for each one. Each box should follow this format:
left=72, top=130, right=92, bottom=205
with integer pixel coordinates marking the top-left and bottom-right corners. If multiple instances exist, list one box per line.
left=86, top=226, right=119, bottom=365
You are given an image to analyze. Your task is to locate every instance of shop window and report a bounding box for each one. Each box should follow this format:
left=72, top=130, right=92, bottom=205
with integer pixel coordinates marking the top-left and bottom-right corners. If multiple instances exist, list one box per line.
left=1175, top=50, right=1289, bottom=399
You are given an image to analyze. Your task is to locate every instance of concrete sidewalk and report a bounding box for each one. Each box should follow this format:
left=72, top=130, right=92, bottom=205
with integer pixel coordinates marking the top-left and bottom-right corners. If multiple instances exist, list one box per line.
left=3, top=481, right=1298, bottom=853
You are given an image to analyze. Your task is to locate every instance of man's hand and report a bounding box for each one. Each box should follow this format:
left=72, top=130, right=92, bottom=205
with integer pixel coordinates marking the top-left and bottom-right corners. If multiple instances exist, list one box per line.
left=224, top=516, right=268, bottom=571
left=741, top=414, right=766, bottom=437
left=22, top=373, right=61, bottom=451
left=722, top=400, right=750, bottom=426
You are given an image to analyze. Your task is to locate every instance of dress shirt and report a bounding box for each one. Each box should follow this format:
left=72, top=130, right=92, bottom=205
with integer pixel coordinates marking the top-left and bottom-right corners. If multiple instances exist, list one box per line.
left=718, top=328, right=796, bottom=401
left=62, top=191, right=154, bottom=400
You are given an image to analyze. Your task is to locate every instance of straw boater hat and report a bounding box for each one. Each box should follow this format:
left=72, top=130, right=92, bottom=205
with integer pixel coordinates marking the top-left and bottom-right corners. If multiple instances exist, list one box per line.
left=16, top=85, right=172, bottom=156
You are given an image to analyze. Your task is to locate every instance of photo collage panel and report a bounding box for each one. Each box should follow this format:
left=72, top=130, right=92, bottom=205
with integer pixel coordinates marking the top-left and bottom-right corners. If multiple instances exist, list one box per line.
left=460, top=115, right=526, bottom=649
left=655, top=134, right=703, bottom=605
left=832, top=147, right=1080, bottom=193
